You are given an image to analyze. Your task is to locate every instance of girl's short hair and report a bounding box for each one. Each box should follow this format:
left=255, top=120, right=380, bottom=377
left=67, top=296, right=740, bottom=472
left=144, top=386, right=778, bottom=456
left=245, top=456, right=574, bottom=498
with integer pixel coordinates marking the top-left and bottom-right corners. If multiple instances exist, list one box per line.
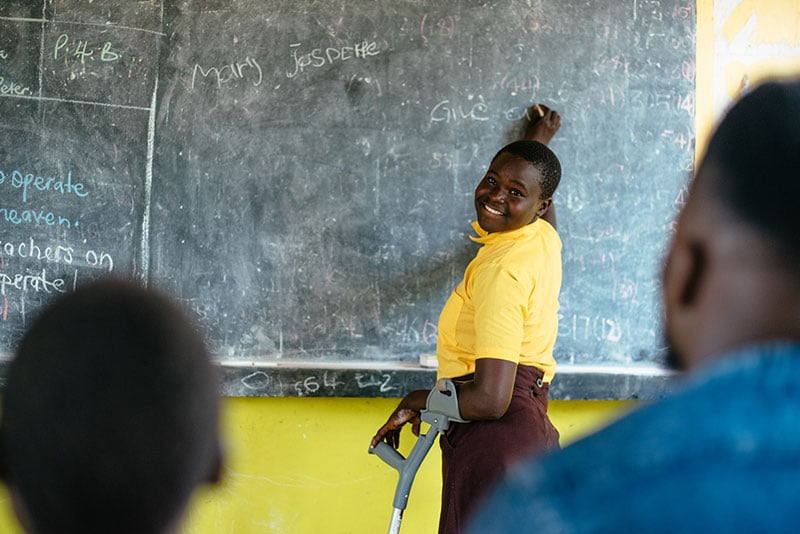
left=492, top=140, right=562, bottom=199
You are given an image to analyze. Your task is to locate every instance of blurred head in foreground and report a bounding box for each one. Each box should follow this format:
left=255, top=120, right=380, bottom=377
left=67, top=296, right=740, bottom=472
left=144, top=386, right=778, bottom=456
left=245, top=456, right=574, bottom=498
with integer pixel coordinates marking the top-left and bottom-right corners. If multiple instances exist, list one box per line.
left=0, top=279, right=223, bottom=534
left=663, top=79, right=800, bottom=370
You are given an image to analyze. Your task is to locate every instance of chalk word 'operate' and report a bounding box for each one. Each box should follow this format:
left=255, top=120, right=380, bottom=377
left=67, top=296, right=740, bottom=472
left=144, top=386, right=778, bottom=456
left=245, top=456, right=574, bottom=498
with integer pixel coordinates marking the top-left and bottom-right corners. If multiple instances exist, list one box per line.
left=0, top=269, right=69, bottom=296
left=286, top=40, right=380, bottom=79
left=430, top=97, right=489, bottom=123
left=191, top=56, right=263, bottom=89
left=0, top=169, right=89, bottom=203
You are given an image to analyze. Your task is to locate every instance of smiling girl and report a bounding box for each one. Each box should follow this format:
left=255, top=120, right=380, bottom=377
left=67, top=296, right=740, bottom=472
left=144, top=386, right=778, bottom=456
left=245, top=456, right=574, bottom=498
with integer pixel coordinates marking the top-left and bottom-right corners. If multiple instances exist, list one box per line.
left=372, top=105, right=564, bottom=533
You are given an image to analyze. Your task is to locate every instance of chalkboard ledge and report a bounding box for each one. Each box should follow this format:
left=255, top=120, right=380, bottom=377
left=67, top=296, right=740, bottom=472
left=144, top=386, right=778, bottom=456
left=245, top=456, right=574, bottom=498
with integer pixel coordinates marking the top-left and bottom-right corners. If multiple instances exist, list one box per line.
left=217, top=360, right=678, bottom=400
left=0, top=356, right=678, bottom=399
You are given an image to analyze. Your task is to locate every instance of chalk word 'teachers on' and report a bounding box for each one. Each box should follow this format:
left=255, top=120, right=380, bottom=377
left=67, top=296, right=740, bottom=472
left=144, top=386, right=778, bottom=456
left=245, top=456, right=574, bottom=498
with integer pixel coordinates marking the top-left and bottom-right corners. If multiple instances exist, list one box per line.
left=0, top=237, right=115, bottom=272
left=0, top=169, right=89, bottom=203
left=286, top=40, right=380, bottom=79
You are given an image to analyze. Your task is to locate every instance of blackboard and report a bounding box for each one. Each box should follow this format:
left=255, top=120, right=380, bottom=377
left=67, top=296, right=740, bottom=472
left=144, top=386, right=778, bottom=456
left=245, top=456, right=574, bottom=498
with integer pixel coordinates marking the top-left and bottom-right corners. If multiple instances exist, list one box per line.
left=0, top=0, right=695, bottom=397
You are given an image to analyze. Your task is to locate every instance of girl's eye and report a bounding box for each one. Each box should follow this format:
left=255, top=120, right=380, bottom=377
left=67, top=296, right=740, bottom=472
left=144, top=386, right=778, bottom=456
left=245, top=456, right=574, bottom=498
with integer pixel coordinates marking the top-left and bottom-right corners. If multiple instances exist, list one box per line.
left=486, top=176, right=496, bottom=185
left=511, top=189, right=523, bottom=197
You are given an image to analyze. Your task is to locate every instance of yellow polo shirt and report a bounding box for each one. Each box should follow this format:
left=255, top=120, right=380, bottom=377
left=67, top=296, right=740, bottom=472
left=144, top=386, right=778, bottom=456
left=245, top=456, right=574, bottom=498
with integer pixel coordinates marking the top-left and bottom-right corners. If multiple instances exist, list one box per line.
left=436, top=219, right=562, bottom=382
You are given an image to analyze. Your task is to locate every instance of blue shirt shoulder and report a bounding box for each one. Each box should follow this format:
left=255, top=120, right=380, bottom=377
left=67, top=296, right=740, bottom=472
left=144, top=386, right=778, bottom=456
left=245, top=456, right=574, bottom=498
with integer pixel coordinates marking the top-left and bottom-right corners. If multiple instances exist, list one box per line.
left=468, top=344, right=800, bottom=533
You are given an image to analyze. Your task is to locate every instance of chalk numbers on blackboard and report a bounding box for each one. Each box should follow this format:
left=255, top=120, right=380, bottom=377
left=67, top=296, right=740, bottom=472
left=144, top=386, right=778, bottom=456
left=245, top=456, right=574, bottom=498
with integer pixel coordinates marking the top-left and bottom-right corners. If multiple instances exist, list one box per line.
left=420, top=13, right=455, bottom=42
left=558, top=313, right=625, bottom=344
left=430, top=146, right=480, bottom=171
left=293, top=372, right=400, bottom=395
left=675, top=4, right=694, bottom=19
left=294, top=372, right=346, bottom=396
left=238, top=370, right=399, bottom=396
left=53, top=34, right=121, bottom=65
left=661, top=126, right=695, bottom=157
left=495, top=72, right=541, bottom=98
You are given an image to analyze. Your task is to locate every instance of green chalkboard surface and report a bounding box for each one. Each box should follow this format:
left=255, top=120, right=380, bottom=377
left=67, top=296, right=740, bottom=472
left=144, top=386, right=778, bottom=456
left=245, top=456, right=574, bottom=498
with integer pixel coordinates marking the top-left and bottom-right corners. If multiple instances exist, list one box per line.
left=0, top=0, right=695, bottom=395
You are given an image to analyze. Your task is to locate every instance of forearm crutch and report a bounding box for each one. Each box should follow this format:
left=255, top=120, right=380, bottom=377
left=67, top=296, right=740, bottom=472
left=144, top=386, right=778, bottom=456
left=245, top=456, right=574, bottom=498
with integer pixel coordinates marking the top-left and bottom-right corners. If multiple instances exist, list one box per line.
left=368, top=380, right=467, bottom=534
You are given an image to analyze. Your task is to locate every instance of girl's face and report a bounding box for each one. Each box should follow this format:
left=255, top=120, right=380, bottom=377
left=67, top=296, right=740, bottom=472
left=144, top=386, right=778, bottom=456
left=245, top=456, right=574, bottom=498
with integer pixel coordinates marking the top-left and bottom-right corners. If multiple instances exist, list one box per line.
left=474, top=152, right=551, bottom=233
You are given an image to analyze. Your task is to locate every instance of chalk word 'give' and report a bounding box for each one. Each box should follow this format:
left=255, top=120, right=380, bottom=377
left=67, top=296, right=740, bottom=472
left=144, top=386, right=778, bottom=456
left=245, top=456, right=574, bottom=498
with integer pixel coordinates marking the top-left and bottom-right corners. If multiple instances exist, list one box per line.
left=430, top=97, right=489, bottom=124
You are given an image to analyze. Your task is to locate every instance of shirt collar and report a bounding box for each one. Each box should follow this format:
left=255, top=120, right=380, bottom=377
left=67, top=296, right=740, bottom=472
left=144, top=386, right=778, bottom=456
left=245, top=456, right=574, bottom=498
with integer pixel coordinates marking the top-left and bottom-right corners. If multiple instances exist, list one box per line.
left=469, top=219, right=542, bottom=245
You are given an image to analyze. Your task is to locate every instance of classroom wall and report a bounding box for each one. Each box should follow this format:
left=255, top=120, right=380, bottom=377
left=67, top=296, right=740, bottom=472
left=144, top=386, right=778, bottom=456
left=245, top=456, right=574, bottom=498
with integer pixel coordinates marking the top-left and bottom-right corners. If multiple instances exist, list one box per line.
left=189, top=398, right=632, bottom=533
left=0, top=398, right=633, bottom=534
left=1, top=1, right=798, bottom=532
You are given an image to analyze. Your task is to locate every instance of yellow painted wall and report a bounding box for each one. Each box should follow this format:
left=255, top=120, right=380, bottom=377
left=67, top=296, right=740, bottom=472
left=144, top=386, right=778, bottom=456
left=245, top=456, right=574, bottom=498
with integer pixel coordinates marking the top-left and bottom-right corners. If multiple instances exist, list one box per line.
left=0, top=397, right=630, bottom=534
left=0, top=398, right=634, bottom=534
left=1, top=1, right=798, bottom=532
left=188, top=398, right=632, bottom=533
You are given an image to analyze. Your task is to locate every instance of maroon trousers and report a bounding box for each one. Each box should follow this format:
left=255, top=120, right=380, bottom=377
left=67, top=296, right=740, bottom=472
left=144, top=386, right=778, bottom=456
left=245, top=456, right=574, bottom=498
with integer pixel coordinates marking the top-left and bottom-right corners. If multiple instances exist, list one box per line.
left=438, top=365, right=560, bottom=533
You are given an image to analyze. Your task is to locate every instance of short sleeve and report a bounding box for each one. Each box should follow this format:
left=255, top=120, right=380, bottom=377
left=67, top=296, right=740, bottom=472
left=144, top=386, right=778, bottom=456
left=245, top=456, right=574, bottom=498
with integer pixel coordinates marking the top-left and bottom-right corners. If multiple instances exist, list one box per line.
left=472, top=264, right=534, bottom=363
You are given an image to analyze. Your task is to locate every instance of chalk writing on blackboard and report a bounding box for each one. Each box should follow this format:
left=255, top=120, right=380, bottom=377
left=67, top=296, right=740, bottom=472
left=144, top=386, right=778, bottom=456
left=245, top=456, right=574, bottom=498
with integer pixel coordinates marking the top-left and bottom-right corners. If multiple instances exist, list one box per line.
left=53, top=33, right=122, bottom=65
left=1, top=169, right=89, bottom=203
left=235, top=368, right=412, bottom=397
left=0, top=76, right=31, bottom=96
left=0, top=209, right=74, bottom=229
left=0, top=237, right=115, bottom=281
left=191, top=57, right=263, bottom=89
left=0, top=168, right=92, bottom=231
left=285, top=40, right=381, bottom=79
left=294, top=372, right=346, bottom=395
left=430, top=97, right=489, bottom=124
left=420, top=13, right=456, bottom=42
left=0, top=269, right=75, bottom=297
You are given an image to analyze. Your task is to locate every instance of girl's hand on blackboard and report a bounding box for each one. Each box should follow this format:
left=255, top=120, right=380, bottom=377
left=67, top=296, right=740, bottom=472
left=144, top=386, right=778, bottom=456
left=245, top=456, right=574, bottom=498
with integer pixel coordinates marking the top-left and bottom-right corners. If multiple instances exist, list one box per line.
left=524, top=104, right=561, bottom=146
left=371, top=389, right=428, bottom=449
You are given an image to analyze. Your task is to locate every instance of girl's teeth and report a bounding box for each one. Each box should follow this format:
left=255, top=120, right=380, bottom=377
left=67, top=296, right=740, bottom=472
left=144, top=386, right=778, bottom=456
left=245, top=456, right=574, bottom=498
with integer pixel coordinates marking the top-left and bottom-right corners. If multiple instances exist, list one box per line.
left=485, top=204, right=503, bottom=215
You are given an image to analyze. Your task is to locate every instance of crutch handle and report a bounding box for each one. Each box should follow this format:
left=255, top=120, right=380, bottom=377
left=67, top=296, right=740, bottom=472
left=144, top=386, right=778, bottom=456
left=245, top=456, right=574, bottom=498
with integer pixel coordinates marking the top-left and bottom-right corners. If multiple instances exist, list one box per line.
left=369, top=440, right=405, bottom=471
left=369, top=428, right=439, bottom=510
left=368, top=379, right=470, bottom=523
